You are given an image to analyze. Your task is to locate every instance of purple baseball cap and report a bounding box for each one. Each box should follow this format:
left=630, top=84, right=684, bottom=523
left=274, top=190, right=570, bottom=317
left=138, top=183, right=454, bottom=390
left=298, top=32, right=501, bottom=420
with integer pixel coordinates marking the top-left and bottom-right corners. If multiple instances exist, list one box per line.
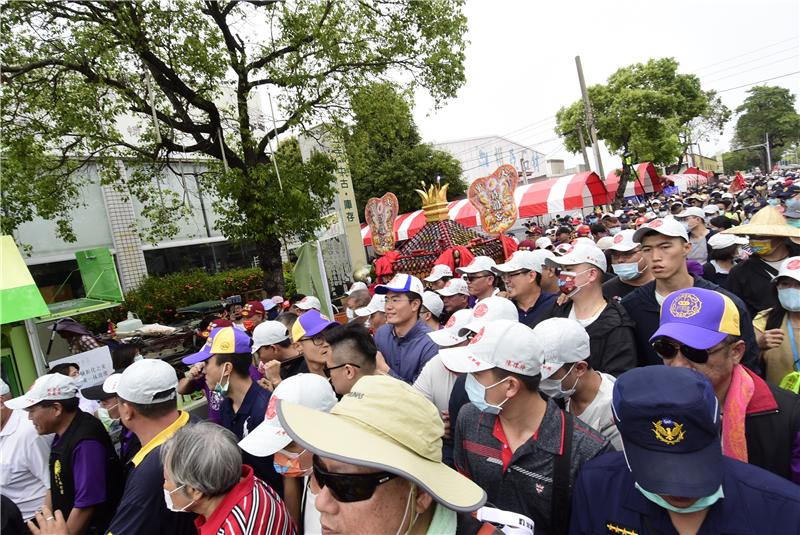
left=650, top=288, right=740, bottom=350
left=182, top=326, right=252, bottom=365
left=291, top=309, right=339, bottom=342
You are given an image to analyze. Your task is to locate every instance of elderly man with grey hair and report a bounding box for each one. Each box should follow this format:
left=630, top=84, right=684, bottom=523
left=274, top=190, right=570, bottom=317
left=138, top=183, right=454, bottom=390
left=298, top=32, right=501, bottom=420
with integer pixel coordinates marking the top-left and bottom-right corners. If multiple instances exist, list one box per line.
left=161, top=422, right=296, bottom=535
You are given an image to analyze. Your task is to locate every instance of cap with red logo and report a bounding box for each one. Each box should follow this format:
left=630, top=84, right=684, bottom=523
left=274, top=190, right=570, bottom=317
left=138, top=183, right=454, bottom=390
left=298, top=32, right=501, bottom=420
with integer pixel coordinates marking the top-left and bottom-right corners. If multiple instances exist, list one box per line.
left=4, top=374, right=78, bottom=410
left=435, top=277, right=469, bottom=297
left=424, top=264, right=454, bottom=283
left=777, top=256, right=800, bottom=283
left=239, top=373, right=337, bottom=457
left=458, top=296, right=518, bottom=336
left=632, top=217, right=689, bottom=243
left=428, top=308, right=473, bottom=347
left=439, top=319, right=543, bottom=376
left=296, top=295, right=322, bottom=311
left=241, top=301, right=266, bottom=318
left=548, top=241, right=607, bottom=272
left=608, top=229, right=639, bottom=253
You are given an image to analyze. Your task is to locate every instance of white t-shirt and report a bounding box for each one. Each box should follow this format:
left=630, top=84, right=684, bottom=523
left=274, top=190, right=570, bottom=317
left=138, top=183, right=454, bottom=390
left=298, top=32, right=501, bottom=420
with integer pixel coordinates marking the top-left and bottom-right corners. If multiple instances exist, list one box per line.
left=764, top=259, right=784, bottom=271
left=568, top=304, right=606, bottom=328
left=303, top=484, right=322, bottom=534
left=566, top=372, right=622, bottom=450
left=0, top=409, right=53, bottom=520
left=710, top=260, right=730, bottom=274
left=413, top=355, right=458, bottom=413
left=655, top=290, right=668, bottom=306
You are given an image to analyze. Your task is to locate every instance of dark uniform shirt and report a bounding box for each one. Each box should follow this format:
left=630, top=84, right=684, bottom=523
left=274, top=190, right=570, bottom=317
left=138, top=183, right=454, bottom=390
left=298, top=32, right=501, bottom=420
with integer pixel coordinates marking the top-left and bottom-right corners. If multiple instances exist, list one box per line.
left=570, top=452, right=800, bottom=535
left=220, top=381, right=283, bottom=496
left=602, top=276, right=640, bottom=302
left=106, top=411, right=196, bottom=535
left=515, top=292, right=557, bottom=328
left=454, top=399, right=611, bottom=534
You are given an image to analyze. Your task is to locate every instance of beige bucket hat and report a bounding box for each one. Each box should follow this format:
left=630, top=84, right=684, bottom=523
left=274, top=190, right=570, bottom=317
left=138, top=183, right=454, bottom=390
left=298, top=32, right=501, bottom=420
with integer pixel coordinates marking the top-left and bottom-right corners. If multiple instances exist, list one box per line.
left=277, top=375, right=486, bottom=512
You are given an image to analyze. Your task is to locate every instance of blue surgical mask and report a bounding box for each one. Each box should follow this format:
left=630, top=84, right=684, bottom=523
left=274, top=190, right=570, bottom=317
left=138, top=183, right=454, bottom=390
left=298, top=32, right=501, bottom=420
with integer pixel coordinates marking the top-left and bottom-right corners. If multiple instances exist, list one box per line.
left=768, top=198, right=781, bottom=206
left=609, top=226, right=622, bottom=236
left=612, top=262, right=642, bottom=281
left=465, top=373, right=509, bottom=414
left=778, top=287, right=800, bottom=312
left=635, top=483, right=724, bottom=514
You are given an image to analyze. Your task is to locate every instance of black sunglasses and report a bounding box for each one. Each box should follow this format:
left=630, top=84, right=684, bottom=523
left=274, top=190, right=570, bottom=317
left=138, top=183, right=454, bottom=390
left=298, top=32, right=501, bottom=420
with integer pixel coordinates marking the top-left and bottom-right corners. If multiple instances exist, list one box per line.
left=322, top=362, right=361, bottom=378
left=651, top=338, right=728, bottom=364
left=464, top=273, right=491, bottom=282
left=299, top=333, right=327, bottom=346
left=312, top=456, right=397, bottom=502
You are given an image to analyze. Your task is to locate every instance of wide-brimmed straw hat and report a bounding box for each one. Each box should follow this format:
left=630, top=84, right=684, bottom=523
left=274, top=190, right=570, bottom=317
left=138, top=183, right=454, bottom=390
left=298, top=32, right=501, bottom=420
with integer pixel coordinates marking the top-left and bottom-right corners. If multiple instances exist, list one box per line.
left=277, top=375, right=486, bottom=512
left=722, top=206, right=800, bottom=238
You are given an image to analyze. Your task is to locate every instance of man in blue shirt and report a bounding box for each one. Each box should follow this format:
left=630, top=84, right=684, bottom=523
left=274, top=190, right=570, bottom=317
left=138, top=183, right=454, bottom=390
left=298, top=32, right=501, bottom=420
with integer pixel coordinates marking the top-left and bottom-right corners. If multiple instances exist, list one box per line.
left=492, top=250, right=557, bottom=328
left=373, top=274, right=438, bottom=383
left=570, top=366, right=800, bottom=535
left=182, top=326, right=282, bottom=496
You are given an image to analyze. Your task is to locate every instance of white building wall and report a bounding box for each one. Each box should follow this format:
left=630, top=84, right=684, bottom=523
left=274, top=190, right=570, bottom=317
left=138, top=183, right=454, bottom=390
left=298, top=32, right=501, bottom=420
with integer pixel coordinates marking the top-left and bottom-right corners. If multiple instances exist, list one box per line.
left=433, top=136, right=548, bottom=184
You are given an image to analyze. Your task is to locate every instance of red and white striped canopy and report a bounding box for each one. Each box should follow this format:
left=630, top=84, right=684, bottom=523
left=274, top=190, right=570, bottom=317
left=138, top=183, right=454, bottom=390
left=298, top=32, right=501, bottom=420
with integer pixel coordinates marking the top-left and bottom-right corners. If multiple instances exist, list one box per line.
left=361, top=172, right=608, bottom=246
left=605, top=162, right=664, bottom=198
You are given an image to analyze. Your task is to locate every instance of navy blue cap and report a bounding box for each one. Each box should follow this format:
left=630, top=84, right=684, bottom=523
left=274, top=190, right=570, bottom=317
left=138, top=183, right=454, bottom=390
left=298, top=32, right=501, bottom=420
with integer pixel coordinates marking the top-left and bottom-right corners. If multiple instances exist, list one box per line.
left=612, top=366, right=722, bottom=498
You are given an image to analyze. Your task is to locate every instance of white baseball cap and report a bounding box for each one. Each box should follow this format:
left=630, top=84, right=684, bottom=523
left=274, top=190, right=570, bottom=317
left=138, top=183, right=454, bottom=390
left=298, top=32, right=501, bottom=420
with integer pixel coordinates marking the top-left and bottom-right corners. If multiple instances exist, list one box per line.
left=296, top=295, right=322, bottom=311
left=608, top=229, right=639, bottom=252
left=345, top=281, right=368, bottom=295
left=251, top=321, right=290, bottom=353
left=535, top=237, right=553, bottom=250
left=595, top=236, right=615, bottom=250
left=776, top=256, right=800, bottom=283
left=439, top=319, right=543, bottom=377
left=707, top=233, right=747, bottom=251
left=677, top=207, right=706, bottom=219
left=239, top=374, right=337, bottom=457
left=633, top=218, right=689, bottom=243
left=458, top=296, right=518, bottom=336
left=103, top=359, right=177, bottom=405
left=355, top=294, right=385, bottom=317
left=374, top=274, right=425, bottom=296
left=704, top=205, right=721, bottom=216
left=436, top=277, right=469, bottom=297
left=456, top=256, right=496, bottom=275
left=534, top=318, right=591, bottom=380
left=493, top=250, right=539, bottom=273
left=554, top=242, right=573, bottom=256
left=422, top=291, right=444, bottom=319
left=428, top=308, right=473, bottom=347
left=261, top=299, right=278, bottom=312
left=5, top=374, right=78, bottom=410
left=0, top=379, right=9, bottom=396
left=424, top=264, right=454, bottom=282
left=548, top=241, right=607, bottom=272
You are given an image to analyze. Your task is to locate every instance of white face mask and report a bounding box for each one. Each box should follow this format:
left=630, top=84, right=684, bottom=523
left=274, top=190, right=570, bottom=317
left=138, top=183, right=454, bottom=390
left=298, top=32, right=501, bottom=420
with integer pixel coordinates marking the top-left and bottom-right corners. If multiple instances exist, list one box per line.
left=539, top=364, right=580, bottom=399
left=164, top=485, right=195, bottom=513
left=346, top=308, right=354, bottom=321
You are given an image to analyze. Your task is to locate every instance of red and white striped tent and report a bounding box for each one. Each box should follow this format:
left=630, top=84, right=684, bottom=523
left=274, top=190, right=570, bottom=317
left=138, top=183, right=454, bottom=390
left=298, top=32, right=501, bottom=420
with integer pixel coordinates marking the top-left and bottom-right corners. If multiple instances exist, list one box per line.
left=605, top=162, right=664, bottom=198
left=361, top=172, right=608, bottom=246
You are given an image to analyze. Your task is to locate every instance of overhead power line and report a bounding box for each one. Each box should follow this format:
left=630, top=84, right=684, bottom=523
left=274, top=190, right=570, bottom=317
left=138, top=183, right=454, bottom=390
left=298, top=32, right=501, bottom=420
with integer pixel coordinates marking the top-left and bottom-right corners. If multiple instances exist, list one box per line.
left=714, top=71, right=800, bottom=93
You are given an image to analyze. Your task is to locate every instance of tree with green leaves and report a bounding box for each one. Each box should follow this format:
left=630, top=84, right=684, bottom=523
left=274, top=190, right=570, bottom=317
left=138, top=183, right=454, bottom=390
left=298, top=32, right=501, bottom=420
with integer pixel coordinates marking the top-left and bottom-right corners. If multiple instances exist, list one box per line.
left=1, top=0, right=467, bottom=292
left=732, top=86, right=800, bottom=172
left=555, top=58, right=724, bottom=207
left=343, top=82, right=465, bottom=214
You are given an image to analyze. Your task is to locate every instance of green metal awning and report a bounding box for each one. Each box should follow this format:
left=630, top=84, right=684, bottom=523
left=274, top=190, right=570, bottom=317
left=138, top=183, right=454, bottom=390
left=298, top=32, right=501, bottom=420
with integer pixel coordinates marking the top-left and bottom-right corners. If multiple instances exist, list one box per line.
left=0, top=236, right=49, bottom=324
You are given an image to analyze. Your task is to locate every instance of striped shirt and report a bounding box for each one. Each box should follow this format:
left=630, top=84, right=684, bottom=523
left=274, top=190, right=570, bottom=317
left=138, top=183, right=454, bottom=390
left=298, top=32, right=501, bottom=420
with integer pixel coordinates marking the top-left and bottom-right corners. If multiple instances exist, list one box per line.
left=194, top=465, right=296, bottom=535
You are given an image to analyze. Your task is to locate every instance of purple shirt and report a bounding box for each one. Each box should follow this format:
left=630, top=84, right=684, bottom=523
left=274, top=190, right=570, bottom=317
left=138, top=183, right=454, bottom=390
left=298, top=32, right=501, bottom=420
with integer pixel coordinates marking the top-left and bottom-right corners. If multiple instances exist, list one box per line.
left=374, top=320, right=438, bottom=383
left=193, top=365, right=262, bottom=424
left=50, top=436, right=108, bottom=508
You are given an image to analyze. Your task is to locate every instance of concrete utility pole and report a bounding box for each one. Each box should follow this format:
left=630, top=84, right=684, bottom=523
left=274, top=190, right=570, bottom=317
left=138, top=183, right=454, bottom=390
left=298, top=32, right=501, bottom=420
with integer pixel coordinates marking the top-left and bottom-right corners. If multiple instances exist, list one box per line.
left=575, top=56, right=605, bottom=180
left=766, top=132, right=772, bottom=171
left=576, top=126, right=591, bottom=170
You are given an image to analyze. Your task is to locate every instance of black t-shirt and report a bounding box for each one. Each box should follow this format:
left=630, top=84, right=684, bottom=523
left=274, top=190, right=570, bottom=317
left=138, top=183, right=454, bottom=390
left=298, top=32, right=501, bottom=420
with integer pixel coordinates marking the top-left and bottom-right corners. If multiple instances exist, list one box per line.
left=602, top=276, right=639, bottom=302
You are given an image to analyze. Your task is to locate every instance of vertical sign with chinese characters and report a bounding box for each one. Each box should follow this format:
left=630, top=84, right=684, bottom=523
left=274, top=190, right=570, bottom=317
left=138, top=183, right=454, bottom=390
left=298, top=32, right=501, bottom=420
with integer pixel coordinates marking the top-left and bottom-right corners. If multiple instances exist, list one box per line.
left=297, top=125, right=367, bottom=271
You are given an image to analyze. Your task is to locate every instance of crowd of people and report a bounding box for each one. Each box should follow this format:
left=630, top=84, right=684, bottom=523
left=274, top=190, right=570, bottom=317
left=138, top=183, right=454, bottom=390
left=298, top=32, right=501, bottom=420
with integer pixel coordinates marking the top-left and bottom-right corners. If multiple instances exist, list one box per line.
left=3, top=172, right=800, bottom=535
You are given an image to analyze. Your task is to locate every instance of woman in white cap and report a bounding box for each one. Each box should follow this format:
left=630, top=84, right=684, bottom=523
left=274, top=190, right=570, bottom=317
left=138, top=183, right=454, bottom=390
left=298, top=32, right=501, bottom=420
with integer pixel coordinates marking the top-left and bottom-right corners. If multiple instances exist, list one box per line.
left=702, top=233, right=748, bottom=287
left=239, top=374, right=337, bottom=533
left=753, top=256, right=800, bottom=392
